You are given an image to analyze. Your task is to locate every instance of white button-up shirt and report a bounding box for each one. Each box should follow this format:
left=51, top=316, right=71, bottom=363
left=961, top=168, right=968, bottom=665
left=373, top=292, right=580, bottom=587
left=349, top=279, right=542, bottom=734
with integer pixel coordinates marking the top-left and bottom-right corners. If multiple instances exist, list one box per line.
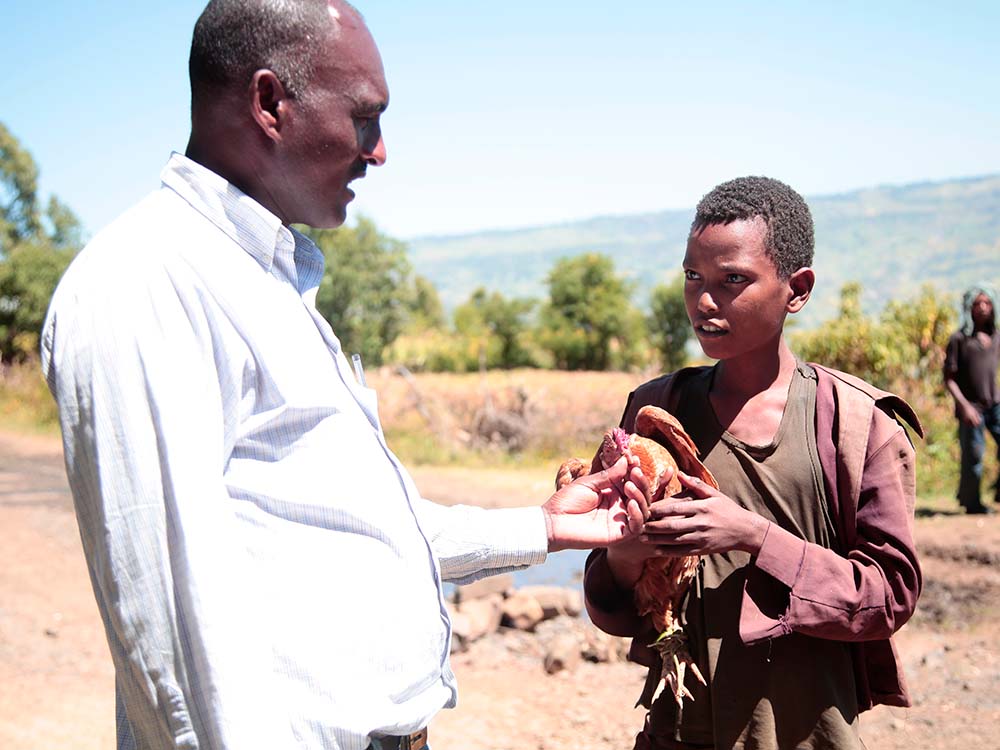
left=41, top=153, right=548, bottom=750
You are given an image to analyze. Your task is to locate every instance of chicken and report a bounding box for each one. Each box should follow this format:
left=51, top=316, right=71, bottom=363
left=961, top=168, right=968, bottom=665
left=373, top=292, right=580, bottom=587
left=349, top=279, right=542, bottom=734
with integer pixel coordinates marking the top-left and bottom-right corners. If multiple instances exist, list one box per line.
left=556, top=405, right=719, bottom=707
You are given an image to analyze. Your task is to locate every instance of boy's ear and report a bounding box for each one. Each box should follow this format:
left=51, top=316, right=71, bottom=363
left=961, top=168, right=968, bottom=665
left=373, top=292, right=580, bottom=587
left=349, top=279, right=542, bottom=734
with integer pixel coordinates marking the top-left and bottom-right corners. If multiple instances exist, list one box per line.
left=786, top=267, right=815, bottom=314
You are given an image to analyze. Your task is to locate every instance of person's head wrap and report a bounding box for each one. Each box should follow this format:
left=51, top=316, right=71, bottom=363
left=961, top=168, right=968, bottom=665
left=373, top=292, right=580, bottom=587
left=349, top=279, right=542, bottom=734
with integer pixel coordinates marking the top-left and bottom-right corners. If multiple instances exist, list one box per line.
left=959, top=284, right=998, bottom=336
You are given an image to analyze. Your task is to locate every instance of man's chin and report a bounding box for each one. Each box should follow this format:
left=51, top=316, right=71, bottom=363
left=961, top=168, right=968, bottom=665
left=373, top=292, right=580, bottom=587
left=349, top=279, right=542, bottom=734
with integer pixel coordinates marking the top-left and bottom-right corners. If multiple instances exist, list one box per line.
left=302, top=206, right=349, bottom=230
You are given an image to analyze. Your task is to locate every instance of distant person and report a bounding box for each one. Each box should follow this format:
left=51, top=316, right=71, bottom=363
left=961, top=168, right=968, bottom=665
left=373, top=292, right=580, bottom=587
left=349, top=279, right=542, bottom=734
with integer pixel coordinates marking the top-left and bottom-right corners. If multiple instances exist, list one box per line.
left=944, top=285, right=1000, bottom=515
left=584, top=176, right=923, bottom=750
left=39, top=2, right=651, bottom=748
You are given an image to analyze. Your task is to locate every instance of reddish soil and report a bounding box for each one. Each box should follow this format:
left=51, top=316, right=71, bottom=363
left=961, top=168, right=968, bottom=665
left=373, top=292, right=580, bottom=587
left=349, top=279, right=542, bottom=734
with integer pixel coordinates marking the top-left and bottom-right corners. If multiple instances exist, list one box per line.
left=1, top=430, right=998, bottom=749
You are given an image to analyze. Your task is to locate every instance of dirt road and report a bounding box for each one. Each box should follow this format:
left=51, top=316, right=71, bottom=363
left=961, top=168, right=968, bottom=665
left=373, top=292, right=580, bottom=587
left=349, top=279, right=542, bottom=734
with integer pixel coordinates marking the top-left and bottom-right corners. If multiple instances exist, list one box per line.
left=1, top=430, right=998, bottom=749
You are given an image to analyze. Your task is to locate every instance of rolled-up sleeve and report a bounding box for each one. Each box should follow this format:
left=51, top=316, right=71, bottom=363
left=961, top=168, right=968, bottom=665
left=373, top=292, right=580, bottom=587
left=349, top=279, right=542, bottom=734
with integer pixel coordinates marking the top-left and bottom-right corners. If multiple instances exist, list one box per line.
left=740, top=417, right=921, bottom=645
left=414, top=500, right=548, bottom=584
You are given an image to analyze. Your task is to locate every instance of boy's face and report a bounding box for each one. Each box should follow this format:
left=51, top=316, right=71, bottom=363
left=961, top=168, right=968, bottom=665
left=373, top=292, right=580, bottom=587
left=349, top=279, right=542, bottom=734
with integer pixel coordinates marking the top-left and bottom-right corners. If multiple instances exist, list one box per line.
left=682, top=218, right=804, bottom=361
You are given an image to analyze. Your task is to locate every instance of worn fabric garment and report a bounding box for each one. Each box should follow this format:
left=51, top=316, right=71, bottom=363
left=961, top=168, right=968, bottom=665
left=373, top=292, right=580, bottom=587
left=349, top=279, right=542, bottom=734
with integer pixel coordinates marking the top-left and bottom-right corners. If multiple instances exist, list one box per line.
left=643, top=363, right=862, bottom=749
left=944, top=322, right=1000, bottom=512
left=957, top=402, right=1000, bottom=511
left=584, top=364, right=922, bottom=749
left=41, top=153, right=548, bottom=750
left=943, top=330, right=1000, bottom=412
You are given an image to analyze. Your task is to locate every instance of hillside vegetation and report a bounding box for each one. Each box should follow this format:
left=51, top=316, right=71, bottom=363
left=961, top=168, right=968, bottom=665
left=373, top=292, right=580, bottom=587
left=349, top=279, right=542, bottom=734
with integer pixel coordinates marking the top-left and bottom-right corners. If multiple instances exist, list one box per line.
left=408, top=174, right=1000, bottom=326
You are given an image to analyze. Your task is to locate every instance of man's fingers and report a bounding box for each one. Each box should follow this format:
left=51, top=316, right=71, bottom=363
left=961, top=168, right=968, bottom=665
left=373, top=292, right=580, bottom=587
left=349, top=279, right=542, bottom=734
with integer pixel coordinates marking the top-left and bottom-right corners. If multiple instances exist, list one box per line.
left=625, top=499, right=645, bottom=535
left=627, top=466, right=650, bottom=519
left=582, top=455, right=630, bottom=496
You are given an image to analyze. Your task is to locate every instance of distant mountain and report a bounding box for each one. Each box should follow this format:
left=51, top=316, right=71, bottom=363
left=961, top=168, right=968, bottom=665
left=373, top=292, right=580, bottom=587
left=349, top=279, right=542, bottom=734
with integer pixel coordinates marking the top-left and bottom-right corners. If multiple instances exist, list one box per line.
left=407, top=174, right=1000, bottom=327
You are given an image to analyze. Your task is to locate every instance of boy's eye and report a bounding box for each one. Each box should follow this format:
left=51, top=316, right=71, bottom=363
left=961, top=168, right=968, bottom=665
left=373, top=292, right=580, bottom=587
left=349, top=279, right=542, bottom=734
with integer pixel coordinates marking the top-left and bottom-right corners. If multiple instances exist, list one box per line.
left=725, top=273, right=748, bottom=284
left=684, top=270, right=699, bottom=281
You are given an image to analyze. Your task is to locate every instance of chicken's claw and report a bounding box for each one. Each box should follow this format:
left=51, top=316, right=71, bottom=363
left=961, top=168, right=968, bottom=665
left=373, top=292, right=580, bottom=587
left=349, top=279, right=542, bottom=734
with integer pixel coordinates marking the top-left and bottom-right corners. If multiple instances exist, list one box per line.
left=650, top=626, right=706, bottom=707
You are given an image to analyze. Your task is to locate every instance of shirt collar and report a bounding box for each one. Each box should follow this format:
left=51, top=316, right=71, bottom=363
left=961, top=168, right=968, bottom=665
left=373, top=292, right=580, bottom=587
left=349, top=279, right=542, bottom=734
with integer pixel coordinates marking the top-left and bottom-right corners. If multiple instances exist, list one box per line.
left=160, top=152, right=301, bottom=272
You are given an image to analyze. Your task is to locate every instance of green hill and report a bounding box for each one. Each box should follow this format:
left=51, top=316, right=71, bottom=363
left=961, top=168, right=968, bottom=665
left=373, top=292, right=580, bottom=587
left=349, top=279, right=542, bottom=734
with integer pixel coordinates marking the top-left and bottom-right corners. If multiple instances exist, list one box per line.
left=407, top=174, right=1000, bottom=326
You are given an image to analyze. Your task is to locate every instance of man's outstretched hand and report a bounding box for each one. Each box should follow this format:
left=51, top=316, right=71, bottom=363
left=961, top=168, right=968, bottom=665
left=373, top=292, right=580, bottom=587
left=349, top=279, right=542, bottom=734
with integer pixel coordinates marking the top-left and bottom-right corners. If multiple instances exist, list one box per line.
left=542, top=455, right=650, bottom=552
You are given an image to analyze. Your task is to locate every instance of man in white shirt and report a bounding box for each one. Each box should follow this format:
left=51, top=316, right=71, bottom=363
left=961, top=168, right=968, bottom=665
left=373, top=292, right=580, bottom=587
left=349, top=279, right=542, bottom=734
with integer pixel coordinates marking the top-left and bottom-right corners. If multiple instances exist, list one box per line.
left=41, top=2, right=649, bottom=749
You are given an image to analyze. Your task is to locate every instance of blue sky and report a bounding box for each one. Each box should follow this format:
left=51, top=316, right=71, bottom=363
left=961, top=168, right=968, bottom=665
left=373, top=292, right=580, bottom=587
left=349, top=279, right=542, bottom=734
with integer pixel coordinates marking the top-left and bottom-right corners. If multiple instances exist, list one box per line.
left=7, top=1, right=1000, bottom=241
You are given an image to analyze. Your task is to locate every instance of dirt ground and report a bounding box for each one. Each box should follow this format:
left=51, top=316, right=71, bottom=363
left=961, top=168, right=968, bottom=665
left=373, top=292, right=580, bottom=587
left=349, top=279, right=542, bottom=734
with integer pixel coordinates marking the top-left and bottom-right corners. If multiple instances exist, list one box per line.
left=2, top=430, right=998, bottom=749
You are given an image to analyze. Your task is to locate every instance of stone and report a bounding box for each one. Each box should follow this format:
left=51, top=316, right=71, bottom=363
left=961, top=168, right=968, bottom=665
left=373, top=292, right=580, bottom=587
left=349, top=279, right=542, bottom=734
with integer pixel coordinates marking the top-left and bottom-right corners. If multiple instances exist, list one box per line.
left=544, top=633, right=583, bottom=674
left=517, top=586, right=583, bottom=620
left=501, top=590, right=546, bottom=631
left=455, top=593, right=503, bottom=641
left=446, top=603, right=472, bottom=653
left=581, top=628, right=630, bottom=663
left=454, top=574, right=514, bottom=604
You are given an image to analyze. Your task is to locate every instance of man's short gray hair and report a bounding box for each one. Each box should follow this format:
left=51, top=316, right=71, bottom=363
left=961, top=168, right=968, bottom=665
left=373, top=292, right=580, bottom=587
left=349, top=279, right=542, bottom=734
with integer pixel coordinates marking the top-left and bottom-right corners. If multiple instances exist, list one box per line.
left=189, top=0, right=352, bottom=102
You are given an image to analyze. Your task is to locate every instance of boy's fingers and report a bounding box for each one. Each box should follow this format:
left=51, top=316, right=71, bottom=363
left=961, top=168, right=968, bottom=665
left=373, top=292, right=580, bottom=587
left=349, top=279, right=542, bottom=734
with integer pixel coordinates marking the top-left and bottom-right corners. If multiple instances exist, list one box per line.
left=647, top=498, right=701, bottom=521
left=676, top=471, right=714, bottom=498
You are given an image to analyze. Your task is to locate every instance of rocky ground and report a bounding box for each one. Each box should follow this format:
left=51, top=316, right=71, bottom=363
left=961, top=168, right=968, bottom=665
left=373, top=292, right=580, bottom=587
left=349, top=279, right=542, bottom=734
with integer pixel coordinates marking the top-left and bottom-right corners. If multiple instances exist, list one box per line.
left=2, top=430, right=999, bottom=749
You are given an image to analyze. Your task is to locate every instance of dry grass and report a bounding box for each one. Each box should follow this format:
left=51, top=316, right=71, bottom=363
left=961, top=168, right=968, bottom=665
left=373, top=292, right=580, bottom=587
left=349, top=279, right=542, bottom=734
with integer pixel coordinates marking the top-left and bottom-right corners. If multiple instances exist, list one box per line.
left=368, top=367, right=653, bottom=467
left=370, top=366, right=995, bottom=508
left=2, top=359, right=990, bottom=506
left=0, top=359, right=60, bottom=435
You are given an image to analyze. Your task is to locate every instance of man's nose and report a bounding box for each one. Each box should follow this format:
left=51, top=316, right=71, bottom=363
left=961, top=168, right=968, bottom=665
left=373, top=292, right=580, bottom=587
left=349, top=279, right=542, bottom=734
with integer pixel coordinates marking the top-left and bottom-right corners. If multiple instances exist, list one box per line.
left=364, top=134, right=386, bottom=167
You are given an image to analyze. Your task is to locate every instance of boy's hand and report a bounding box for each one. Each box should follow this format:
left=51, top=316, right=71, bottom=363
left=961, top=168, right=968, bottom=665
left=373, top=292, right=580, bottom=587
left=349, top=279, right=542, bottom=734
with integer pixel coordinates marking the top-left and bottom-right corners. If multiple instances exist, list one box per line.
left=641, top=471, right=769, bottom=556
left=605, top=536, right=657, bottom=589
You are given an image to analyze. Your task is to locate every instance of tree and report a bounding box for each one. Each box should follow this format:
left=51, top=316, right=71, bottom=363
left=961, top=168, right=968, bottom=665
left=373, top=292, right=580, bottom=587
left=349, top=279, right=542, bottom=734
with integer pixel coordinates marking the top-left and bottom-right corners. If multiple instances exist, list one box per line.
left=453, top=287, right=536, bottom=369
left=0, top=122, right=83, bottom=362
left=0, top=241, right=75, bottom=360
left=306, top=216, right=415, bottom=367
left=792, top=281, right=956, bottom=389
left=0, top=122, right=43, bottom=251
left=407, top=274, right=446, bottom=331
left=647, top=274, right=690, bottom=371
left=880, top=283, right=955, bottom=380
left=537, top=253, right=641, bottom=371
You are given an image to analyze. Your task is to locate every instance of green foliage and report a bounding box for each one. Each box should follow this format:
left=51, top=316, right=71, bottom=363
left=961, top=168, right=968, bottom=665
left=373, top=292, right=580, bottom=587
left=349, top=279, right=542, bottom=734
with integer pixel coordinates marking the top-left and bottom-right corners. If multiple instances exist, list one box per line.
left=0, top=122, right=83, bottom=363
left=408, top=274, right=446, bottom=331
left=793, top=282, right=955, bottom=389
left=406, top=174, right=1000, bottom=329
left=387, top=287, right=542, bottom=373
left=0, top=122, right=43, bottom=250
left=537, top=253, right=642, bottom=371
left=45, top=195, right=84, bottom=250
left=453, top=287, right=537, bottom=369
left=0, top=241, right=75, bottom=361
left=385, top=328, right=472, bottom=373
left=792, top=282, right=961, bottom=498
left=306, top=216, right=414, bottom=367
left=648, top=274, right=690, bottom=371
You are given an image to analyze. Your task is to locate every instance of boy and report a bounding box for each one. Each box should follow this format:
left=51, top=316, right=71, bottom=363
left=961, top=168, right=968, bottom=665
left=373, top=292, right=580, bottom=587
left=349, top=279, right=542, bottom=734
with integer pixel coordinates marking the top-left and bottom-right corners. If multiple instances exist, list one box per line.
left=943, top=285, right=1000, bottom=514
left=584, top=177, right=922, bottom=750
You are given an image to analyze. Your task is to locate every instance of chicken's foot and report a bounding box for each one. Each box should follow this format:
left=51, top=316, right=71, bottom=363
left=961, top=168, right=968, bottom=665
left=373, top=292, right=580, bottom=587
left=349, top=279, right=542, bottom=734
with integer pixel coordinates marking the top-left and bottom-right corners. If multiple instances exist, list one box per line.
left=650, top=626, right=706, bottom=706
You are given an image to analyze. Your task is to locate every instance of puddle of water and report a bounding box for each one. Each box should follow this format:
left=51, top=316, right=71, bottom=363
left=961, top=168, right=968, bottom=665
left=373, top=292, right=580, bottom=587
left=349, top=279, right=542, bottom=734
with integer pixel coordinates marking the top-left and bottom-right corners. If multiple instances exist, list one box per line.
left=443, top=548, right=589, bottom=598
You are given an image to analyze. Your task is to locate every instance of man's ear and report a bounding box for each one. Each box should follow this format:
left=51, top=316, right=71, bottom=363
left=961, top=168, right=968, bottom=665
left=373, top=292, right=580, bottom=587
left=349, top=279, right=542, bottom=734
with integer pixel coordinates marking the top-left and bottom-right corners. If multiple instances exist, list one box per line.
left=249, top=69, right=291, bottom=142
left=786, top=267, right=815, bottom=313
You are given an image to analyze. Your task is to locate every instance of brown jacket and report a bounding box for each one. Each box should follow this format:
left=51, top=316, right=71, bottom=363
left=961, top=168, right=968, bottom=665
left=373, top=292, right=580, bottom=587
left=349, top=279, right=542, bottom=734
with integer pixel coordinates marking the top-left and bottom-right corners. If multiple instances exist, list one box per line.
left=584, top=363, right=923, bottom=711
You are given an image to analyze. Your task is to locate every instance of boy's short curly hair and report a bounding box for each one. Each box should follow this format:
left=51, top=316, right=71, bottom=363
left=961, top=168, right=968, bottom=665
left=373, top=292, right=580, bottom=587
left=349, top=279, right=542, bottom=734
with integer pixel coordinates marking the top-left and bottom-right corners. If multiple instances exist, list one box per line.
left=691, top=176, right=814, bottom=278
